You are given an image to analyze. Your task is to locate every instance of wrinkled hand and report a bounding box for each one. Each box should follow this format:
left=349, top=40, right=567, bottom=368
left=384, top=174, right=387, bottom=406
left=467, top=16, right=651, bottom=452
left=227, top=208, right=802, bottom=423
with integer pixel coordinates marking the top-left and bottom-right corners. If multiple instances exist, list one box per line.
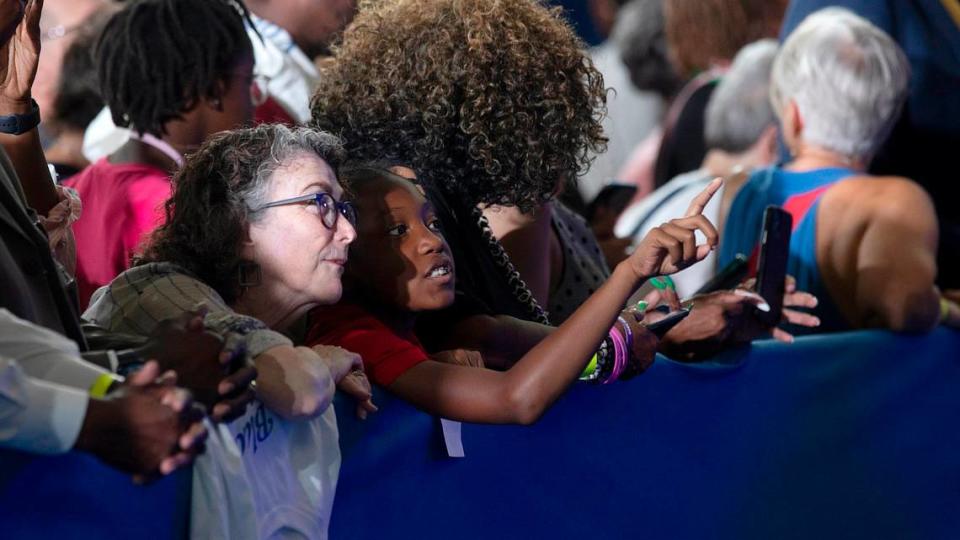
left=430, top=349, right=485, bottom=368
left=76, top=361, right=207, bottom=480
left=0, top=0, right=41, bottom=108
left=626, top=178, right=721, bottom=280
left=311, top=345, right=377, bottom=420
left=140, top=308, right=257, bottom=423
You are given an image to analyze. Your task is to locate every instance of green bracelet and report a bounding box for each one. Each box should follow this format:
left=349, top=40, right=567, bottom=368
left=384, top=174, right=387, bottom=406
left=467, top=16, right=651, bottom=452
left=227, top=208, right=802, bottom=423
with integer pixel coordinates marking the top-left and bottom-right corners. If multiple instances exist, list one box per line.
left=579, top=353, right=599, bottom=380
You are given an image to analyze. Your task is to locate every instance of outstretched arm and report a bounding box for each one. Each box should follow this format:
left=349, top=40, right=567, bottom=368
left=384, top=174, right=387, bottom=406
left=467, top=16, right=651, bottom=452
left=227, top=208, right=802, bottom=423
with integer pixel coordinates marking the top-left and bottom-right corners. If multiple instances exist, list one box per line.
left=391, top=180, right=722, bottom=424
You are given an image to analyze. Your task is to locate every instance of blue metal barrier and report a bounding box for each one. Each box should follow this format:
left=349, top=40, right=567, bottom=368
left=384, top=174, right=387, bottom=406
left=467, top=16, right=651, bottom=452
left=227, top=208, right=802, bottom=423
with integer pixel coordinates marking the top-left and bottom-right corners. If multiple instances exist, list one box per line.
left=1, top=329, right=957, bottom=539
left=332, top=329, right=960, bottom=540
left=0, top=450, right=190, bottom=538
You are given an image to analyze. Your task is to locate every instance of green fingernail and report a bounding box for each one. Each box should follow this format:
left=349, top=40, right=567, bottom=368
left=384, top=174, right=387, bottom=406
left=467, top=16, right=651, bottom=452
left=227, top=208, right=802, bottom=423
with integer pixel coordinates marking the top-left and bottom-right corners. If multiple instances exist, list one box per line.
left=663, top=276, right=676, bottom=289
left=651, top=278, right=667, bottom=290
left=635, top=300, right=648, bottom=311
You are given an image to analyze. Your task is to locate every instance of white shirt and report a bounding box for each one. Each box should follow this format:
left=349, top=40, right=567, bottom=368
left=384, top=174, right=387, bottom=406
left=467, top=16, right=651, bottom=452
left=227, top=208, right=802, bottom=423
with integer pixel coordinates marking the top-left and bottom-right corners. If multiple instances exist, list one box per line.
left=0, top=309, right=109, bottom=454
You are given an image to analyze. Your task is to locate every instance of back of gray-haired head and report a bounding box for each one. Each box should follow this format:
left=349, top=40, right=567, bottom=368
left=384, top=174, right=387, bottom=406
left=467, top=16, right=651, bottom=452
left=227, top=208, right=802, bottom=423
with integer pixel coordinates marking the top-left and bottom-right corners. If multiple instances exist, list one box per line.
left=704, top=39, right=779, bottom=153
left=770, top=7, right=910, bottom=161
left=615, top=0, right=681, bottom=97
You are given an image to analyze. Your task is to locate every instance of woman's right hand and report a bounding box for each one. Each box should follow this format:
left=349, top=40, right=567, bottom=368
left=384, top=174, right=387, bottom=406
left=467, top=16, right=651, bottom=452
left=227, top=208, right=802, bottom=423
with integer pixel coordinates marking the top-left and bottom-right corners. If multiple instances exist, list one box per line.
left=625, top=178, right=721, bottom=280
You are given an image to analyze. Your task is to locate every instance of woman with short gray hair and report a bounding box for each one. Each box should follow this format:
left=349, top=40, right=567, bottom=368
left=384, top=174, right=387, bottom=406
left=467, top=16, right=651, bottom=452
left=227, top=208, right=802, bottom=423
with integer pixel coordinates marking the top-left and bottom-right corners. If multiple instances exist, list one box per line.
left=720, top=8, right=960, bottom=334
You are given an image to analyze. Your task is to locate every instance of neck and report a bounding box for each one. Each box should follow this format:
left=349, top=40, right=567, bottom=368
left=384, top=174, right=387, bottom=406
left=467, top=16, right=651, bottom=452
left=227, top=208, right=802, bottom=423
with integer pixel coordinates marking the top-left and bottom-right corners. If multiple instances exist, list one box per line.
left=701, top=150, right=749, bottom=179
left=355, top=292, right=417, bottom=336
left=231, top=286, right=311, bottom=333
left=786, top=143, right=866, bottom=173
left=481, top=201, right=554, bottom=306
left=109, top=115, right=207, bottom=172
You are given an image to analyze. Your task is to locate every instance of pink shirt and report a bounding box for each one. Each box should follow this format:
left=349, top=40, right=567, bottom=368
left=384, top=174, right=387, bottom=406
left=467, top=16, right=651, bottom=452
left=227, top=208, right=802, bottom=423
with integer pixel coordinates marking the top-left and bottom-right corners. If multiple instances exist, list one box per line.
left=64, top=159, right=170, bottom=309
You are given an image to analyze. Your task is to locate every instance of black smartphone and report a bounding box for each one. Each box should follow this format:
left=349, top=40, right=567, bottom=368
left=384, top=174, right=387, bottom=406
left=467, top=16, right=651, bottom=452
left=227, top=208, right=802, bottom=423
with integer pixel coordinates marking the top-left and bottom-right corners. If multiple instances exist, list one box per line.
left=694, top=253, right=749, bottom=295
left=644, top=307, right=691, bottom=338
left=753, top=206, right=793, bottom=326
left=586, top=183, right=638, bottom=221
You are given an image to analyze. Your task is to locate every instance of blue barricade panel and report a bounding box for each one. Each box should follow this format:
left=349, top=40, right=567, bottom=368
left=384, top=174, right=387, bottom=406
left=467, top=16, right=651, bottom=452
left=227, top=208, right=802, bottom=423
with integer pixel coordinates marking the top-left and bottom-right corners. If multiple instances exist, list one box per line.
left=0, top=329, right=956, bottom=538
left=0, top=450, right=190, bottom=538
left=332, top=329, right=960, bottom=540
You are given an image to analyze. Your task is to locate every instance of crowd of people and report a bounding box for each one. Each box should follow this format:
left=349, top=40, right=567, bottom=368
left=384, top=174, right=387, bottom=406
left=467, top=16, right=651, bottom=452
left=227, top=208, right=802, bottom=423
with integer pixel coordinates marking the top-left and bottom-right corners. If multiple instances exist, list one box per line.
left=1, top=0, right=958, bottom=537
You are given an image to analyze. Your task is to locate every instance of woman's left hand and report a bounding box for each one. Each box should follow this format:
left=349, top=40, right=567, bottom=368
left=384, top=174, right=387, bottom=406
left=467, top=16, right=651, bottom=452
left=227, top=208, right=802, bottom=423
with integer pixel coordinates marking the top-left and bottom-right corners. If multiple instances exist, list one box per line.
left=311, top=345, right=377, bottom=420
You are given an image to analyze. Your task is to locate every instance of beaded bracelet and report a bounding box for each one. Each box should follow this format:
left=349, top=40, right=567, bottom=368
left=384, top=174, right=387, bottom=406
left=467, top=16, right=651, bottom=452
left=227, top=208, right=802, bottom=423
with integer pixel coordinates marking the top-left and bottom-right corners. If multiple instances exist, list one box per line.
left=580, top=336, right=614, bottom=382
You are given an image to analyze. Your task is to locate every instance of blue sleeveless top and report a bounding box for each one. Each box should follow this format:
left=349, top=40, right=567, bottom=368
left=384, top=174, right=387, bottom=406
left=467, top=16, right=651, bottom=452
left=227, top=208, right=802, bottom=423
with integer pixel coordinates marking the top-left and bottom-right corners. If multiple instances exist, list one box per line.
left=719, top=166, right=855, bottom=334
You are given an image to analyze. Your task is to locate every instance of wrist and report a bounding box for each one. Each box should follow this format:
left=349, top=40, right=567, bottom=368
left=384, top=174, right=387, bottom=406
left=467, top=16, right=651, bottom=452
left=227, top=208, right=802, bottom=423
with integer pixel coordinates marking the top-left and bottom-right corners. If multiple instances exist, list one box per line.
left=613, top=261, right=649, bottom=289
left=0, top=95, right=34, bottom=116
left=74, top=397, right=114, bottom=454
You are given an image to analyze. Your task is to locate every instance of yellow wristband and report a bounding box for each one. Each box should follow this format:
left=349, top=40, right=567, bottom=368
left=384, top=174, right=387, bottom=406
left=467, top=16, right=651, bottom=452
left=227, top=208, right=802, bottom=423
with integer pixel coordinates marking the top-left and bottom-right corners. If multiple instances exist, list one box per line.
left=580, top=353, right=599, bottom=380
left=89, top=373, right=120, bottom=398
left=941, top=298, right=951, bottom=323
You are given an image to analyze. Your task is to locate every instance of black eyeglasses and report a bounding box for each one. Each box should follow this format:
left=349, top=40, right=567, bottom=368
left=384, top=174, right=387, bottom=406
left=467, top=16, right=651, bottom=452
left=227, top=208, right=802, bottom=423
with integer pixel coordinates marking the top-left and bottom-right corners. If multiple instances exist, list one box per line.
left=253, top=192, right=358, bottom=230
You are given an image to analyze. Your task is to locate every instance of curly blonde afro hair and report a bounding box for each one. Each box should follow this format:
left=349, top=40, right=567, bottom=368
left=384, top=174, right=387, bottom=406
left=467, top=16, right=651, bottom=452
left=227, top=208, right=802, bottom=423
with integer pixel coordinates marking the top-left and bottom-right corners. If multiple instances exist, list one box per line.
left=311, top=0, right=607, bottom=213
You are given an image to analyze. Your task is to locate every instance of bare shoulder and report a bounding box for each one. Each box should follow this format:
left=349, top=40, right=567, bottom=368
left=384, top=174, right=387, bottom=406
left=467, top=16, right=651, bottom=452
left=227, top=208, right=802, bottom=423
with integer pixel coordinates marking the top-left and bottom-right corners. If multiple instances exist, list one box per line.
left=826, top=175, right=934, bottom=219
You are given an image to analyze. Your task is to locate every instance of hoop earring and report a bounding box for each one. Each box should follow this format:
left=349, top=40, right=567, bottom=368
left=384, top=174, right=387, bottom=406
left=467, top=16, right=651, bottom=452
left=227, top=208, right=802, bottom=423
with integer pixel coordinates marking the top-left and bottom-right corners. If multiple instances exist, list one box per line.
left=238, top=261, right=262, bottom=288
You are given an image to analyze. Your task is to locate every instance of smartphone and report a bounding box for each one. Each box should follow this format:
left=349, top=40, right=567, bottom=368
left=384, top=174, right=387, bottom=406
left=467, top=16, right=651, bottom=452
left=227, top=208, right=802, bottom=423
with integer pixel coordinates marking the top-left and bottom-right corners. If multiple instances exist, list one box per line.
left=695, top=253, right=749, bottom=295
left=644, top=307, right=691, bottom=338
left=586, top=183, right=638, bottom=221
left=753, top=206, right=793, bottom=326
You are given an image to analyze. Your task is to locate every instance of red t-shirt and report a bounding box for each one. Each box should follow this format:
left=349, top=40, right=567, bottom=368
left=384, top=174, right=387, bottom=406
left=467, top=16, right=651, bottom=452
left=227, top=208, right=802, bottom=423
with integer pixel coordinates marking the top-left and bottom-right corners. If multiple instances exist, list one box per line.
left=306, top=303, right=429, bottom=387
left=64, top=159, right=171, bottom=309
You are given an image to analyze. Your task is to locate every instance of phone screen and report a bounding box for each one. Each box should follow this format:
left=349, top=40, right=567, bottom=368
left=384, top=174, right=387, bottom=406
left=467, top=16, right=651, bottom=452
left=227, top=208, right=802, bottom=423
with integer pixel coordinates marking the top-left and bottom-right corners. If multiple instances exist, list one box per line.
left=754, top=206, right=792, bottom=325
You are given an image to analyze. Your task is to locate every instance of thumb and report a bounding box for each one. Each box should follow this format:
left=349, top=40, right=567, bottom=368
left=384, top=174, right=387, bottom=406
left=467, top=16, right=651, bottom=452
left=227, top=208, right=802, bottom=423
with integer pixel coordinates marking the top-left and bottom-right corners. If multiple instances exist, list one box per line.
left=128, top=360, right=161, bottom=387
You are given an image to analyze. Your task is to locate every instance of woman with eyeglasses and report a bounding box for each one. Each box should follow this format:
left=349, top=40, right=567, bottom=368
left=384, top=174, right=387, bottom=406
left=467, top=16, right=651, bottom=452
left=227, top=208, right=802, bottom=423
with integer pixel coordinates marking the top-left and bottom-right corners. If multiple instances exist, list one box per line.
left=83, top=124, right=375, bottom=539
left=63, top=0, right=260, bottom=309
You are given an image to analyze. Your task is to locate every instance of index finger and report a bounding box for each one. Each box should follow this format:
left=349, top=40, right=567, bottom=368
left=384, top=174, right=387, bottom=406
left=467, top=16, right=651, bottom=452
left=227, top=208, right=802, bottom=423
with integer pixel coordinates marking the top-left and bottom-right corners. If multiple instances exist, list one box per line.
left=684, top=177, right=723, bottom=218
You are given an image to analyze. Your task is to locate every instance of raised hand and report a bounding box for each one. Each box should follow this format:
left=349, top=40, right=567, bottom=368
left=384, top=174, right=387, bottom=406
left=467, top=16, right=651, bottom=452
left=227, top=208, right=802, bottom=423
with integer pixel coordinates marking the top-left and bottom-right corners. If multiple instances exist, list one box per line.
left=0, top=0, right=41, bottom=110
left=626, top=178, right=721, bottom=280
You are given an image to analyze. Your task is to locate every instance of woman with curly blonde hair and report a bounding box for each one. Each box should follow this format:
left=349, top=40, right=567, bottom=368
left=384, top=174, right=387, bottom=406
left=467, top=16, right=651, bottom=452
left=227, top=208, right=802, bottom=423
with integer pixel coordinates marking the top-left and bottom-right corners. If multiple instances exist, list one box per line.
left=313, top=0, right=807, bottom=363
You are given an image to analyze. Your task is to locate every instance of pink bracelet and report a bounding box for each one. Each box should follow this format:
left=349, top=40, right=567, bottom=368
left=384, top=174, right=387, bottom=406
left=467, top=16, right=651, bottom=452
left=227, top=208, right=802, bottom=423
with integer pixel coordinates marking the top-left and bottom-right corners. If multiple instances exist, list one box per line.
left=604, top=327, right=627, bottom=384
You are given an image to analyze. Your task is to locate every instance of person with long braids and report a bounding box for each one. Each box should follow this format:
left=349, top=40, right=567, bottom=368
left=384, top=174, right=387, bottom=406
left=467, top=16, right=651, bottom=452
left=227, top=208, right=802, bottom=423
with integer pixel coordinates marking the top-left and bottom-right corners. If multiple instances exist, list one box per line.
left=309, top=165, right=717, bottom=423
left=64, top=0, right=255, bottom=308
left=312, top=0, right=818, bottom=362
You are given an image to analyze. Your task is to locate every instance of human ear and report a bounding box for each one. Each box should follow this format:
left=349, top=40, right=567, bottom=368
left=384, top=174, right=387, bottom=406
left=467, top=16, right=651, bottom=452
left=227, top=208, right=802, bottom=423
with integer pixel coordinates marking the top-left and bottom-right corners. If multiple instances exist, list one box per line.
left=781, top=100, right=804, bottom=155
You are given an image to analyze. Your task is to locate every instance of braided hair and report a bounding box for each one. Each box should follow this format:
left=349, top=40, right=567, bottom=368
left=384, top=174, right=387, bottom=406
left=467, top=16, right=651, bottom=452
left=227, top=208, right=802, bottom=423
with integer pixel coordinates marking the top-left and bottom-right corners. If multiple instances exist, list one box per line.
left=96, top=0, right=253, bottom=136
